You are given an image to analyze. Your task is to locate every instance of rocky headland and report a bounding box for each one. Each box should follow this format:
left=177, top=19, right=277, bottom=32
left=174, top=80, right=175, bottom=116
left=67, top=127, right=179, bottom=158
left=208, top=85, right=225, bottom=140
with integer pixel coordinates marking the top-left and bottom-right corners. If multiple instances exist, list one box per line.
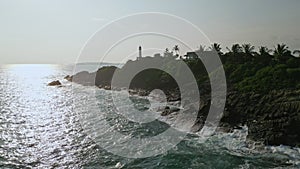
left=64, top=65, right=300, bottom=147
left=64, top=44, right=300, bottom=147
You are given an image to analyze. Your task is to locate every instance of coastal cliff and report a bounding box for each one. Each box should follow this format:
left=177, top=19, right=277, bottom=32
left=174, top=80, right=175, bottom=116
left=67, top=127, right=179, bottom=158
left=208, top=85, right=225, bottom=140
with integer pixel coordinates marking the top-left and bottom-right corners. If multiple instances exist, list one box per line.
left=65, top=43, right=300, bottom=147
left=65, top=66, right=300, bottom=147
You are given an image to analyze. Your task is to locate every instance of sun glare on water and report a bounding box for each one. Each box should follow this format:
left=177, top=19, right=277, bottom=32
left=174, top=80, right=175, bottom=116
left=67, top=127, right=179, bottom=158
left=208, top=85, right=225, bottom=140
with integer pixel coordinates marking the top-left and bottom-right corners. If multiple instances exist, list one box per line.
left=3, top=64, right=62, bottom=103
left=0, top=64, right=81, bottom=167
left=6, top=64, right=58, bottom=79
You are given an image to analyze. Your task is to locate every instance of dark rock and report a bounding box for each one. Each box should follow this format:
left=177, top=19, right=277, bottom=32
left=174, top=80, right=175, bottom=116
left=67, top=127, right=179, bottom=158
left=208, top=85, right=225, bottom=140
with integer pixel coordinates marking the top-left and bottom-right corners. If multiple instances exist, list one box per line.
left=95, top=66, right=119, bottom=87
left=161, top=106, right=180, bottom=116
left=191, top=118, right=204, bottom=132
left=70, top=66, right=119, bottom=87
left=137, top=89, right=148, bottom=96
left=48, top=80, right=62, bottom=86
left=104, top=85, right=111, bottom=90
left=161, top=107, right=171, bottom=116
left=73, top=71, right=96, bottom=86
left=220, top=90, right=300, bottom=147
left=64, top=75, right=72, bottom=81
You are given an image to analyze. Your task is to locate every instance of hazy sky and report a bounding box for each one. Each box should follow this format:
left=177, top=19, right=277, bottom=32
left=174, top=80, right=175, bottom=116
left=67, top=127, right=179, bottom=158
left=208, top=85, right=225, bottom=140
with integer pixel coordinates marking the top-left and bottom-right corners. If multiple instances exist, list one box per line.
left=1, top=0, right=300, bottom=64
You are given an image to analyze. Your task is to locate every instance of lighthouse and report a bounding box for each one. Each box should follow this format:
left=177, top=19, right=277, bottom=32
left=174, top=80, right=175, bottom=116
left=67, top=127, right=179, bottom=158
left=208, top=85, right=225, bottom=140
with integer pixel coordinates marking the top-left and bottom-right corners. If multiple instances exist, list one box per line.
left=138, top=46, right=142, bottom=60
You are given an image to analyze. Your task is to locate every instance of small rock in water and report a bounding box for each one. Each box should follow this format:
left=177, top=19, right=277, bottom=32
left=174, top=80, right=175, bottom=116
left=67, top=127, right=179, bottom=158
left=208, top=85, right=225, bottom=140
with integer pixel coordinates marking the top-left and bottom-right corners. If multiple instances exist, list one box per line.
left=64, top=75, right=72, bottom=81
left=48, top=80, right=62, bottom=86
left=161, top=106, right=180, bottom=116
left=161, top=106, right=171, bottom=116
left=104, top=85, right=111, bottom=90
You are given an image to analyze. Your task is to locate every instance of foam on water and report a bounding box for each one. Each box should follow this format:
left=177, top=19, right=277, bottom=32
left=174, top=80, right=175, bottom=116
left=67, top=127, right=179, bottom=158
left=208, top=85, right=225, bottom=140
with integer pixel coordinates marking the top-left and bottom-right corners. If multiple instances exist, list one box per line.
left=131, top=90, right=300, bottom=168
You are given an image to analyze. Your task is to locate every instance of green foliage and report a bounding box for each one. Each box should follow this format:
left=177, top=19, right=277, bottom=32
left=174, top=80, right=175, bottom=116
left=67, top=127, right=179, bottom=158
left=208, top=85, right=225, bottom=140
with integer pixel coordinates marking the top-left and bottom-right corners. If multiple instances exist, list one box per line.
left=234, top=64, right=295, bottom=92
left=124, top=43, right=300, bottom=93
left=287, top=68, right=300, bottom=81
left=217, top=43, right=299, bottom=93
left=286, top=58, right=300, bottom=68
left=229, top=63, right=261, bottom=83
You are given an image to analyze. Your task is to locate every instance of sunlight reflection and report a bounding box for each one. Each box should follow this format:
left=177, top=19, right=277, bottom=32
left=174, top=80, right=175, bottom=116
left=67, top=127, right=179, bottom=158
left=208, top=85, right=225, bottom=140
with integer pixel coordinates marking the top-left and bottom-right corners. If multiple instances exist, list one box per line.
left=0, top=64, right=79, bottom=168
left=5, top=64, right=59, bottom=100
left=6, top=64, right=58, bottom=79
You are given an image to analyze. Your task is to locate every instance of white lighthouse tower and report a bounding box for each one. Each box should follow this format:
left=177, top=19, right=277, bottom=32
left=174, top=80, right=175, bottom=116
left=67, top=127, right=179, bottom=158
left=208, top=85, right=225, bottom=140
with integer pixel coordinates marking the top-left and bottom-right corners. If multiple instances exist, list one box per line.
left=138, top=46, right=142, bottom=60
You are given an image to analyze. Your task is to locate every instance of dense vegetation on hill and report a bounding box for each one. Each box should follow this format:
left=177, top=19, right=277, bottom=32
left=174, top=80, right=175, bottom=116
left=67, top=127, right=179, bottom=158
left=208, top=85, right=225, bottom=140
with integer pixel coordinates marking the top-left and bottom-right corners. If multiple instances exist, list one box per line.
left=218, top=43, right=300, bottom=92
left=131, top=43, right=300, bottom=93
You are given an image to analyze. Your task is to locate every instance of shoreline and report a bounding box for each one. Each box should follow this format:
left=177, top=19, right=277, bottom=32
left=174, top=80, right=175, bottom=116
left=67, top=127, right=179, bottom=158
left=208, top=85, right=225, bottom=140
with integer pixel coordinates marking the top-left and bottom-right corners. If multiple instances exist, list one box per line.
left=63, top=69, right=300, bottom=148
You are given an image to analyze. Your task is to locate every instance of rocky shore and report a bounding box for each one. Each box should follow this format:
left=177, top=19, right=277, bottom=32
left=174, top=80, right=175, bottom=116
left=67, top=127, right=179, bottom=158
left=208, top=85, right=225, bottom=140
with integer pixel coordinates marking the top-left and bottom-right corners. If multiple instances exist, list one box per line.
left=65, top=66, right=300, bottom=147
left=222, top=90, right=300, bottom=147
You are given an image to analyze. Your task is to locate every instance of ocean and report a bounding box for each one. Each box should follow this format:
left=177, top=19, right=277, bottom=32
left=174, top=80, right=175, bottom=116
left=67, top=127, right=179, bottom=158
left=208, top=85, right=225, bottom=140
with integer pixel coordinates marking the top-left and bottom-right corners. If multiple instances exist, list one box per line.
left=0, top=64, right=299, bottom=169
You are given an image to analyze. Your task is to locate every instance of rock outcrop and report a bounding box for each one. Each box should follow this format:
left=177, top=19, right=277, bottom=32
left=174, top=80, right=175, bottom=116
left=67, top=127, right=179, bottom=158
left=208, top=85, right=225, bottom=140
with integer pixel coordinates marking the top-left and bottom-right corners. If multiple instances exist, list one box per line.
left=48, top=80, right=62, bottom=86
left=64, top=75, right=72, bottom=82
left=67, top=66, right=119, bottom=87
left=161, top=106, right=180, bottom=116
left=193, top=90, right=300, bottom=147
left=224, top=90, right=300, bottom=147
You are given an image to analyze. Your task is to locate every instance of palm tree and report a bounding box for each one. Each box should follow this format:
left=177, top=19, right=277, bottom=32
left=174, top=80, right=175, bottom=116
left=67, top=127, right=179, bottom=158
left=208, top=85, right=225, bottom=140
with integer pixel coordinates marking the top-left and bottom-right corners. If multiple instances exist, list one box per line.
left=210, top=43, right=223, bottom=55
left=274, top=44, right=289, bottom=55
left=274, top=44, right=291, bottom=62
left=173, top=45, right=180, bottom=56
left=227, top=44, right=243, bottom=54
left=195, top=45, right=206, bottom=58
left=164, top=48, right=173, bottom=57
left=293, top=50, right=300, bottom=57
left=165, top=48, right=169, bottom=53
left=258, top=46, right=272, bottom=56
left=256, top=46, right=273, bottom=65
left=225, top=44, right=243, bottom=63
left=197, top=45, right=206, bottom=53
left=242, top=44, right=256, bottom=56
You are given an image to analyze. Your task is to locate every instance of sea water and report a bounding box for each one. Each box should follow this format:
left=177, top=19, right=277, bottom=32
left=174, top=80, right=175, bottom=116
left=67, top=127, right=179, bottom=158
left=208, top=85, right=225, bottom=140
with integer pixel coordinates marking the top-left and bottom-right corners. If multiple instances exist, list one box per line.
left=0, top=64, right=299, bottom=169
